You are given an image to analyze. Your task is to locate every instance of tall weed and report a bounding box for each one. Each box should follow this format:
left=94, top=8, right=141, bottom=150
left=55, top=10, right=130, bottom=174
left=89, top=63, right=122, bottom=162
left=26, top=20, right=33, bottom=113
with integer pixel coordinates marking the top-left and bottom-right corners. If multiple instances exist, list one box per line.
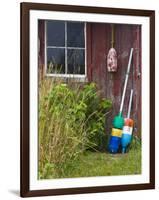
left=38, top=79, right=112, bottom=179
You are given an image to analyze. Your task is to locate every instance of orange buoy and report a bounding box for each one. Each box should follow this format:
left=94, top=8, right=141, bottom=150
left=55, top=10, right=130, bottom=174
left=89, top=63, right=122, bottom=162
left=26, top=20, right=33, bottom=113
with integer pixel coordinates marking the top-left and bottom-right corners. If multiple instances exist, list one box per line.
left=124, top=118, right=134, bottom=127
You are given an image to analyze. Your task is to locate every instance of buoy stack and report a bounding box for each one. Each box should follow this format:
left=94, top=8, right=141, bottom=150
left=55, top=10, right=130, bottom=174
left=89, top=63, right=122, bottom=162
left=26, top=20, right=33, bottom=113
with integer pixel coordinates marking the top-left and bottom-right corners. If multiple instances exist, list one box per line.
left=121, top=90, right=134, bottom=153
left=108, top=113, right=124, bottom=153
left=108, top=48, right=133, bottom=153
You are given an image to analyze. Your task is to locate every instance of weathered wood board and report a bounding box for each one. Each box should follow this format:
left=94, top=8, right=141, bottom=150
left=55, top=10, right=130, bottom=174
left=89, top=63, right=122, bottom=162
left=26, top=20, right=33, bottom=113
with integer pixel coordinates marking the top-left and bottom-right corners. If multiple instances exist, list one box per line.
left=87, top=23, right=141, bottom=137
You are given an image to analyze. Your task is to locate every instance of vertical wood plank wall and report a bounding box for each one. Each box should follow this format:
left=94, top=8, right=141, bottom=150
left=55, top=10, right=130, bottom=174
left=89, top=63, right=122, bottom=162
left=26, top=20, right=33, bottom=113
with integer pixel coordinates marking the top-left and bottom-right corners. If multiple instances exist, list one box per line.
left=38, top=21, right=141, bottom=137
left=87, top=23, right=141, bottom=137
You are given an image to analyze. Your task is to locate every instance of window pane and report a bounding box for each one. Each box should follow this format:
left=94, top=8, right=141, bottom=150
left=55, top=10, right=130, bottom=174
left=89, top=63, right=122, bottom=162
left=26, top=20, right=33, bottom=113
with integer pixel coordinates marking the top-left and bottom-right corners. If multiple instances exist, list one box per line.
left=67, top=22, right=85, bottom=47
left=47, top=48, right=65, bottom=74
left=47, top=21, right=65, bottom=46
left=67, top=49, right=85, bottom=74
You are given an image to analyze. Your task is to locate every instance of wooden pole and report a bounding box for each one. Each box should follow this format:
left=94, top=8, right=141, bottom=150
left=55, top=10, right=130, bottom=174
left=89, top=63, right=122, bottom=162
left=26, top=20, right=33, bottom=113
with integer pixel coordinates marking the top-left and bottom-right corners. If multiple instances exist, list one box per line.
left=119, top=48, right=133, bottom=114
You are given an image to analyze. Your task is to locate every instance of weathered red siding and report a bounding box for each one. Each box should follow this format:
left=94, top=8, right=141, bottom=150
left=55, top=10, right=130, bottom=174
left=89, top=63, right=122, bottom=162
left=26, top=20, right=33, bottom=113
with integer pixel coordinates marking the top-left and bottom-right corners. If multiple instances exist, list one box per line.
left=38, top=21, right=141, bottom=137
left=86, top=23, right=141, bottom=137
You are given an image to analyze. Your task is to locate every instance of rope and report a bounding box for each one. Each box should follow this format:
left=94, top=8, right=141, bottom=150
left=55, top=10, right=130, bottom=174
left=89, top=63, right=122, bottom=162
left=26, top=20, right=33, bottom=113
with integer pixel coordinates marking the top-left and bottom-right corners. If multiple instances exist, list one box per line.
left=111, top=24, right=115, bottom=48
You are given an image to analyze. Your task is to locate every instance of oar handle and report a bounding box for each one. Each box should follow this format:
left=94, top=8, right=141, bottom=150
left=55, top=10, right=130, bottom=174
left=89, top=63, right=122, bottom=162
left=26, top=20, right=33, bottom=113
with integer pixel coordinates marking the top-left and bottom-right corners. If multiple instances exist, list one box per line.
left=119, top=48, right=133, bottom=114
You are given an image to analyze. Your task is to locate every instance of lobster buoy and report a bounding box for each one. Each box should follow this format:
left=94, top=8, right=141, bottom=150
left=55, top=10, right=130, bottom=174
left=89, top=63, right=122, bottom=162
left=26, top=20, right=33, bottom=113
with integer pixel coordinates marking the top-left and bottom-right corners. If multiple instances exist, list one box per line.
left=107, top=24, right=118, bottom=72
left=108, top=113, right=124, bottom=153
left=121, top=90, right=134, bottom=153
left=107, top=48, right=117, bottom=72
left=108, top=128, right=122, bottom=153
left=121, top=124, right=133, bottom=153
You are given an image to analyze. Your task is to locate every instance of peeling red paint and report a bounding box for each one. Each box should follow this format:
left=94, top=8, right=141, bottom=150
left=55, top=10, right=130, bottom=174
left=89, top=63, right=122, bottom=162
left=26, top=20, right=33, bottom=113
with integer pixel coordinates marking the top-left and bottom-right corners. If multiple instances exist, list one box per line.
left=87, top=23, right=141, bottom=136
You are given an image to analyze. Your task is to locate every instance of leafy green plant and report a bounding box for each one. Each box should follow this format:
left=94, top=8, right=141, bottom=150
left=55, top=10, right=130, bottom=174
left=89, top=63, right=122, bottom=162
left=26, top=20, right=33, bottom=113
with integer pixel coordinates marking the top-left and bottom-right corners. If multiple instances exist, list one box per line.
left=38, top=80, right=112, bottom=179
left=79, top=83, right=112, bottom=150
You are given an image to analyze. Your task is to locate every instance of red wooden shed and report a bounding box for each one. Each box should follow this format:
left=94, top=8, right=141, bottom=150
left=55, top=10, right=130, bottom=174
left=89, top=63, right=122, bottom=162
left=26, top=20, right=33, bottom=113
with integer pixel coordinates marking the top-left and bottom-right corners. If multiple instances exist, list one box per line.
left=38, top=20, right=141, bottom=137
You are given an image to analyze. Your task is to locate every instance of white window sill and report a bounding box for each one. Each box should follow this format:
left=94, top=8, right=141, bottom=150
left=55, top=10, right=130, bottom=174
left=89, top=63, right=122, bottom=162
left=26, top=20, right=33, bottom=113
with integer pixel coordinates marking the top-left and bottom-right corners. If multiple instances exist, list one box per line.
left=45, top=73, right=88, bottom=82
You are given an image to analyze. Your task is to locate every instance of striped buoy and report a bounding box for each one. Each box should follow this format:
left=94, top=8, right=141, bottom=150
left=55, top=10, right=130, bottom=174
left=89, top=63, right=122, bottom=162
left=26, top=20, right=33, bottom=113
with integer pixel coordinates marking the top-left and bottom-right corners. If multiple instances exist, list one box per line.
left=121, top=90, right=134, bottom=153
left=108, top=127, right=122, bottom=153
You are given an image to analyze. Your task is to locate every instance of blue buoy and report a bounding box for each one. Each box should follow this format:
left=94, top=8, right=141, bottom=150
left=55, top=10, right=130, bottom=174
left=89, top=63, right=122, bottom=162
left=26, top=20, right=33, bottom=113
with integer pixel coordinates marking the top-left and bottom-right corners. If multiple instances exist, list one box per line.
left=121, top=132, right=132, bottom=153
left=121, top=90, right=134, bottom=153
left=108, top=136, right=121, bottom=153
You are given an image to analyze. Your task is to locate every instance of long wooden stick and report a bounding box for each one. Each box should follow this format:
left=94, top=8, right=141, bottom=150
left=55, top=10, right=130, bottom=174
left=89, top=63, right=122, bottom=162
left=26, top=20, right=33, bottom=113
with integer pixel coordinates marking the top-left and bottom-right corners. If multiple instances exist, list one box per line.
left=127, top=89, right=133, bottom=119
left=119, top=48, right=133, bottom=114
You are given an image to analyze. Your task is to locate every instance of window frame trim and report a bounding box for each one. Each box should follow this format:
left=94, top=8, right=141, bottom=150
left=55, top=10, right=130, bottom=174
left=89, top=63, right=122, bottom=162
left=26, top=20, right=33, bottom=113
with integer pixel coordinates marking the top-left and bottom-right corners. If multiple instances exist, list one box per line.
left=44, top=20, right=87, bottom=79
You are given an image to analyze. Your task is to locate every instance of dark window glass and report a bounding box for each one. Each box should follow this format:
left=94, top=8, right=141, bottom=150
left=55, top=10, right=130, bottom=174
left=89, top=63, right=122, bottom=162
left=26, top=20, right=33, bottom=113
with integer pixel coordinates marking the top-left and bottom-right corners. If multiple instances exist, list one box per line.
left=47, top=48, right=65, bottom=74
left=67, top=22, right=85, bottom=47
left=47, top=21, right=65, bottom=46
left=46, top=20, right=85, bottom=75
left=67, top=49, right=85, bottom=74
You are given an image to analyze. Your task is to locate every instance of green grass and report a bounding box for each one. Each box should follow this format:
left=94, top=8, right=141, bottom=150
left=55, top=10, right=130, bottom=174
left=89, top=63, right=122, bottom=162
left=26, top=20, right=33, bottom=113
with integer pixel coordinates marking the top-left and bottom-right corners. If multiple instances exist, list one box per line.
left=41, top=146, right=141, bottom=179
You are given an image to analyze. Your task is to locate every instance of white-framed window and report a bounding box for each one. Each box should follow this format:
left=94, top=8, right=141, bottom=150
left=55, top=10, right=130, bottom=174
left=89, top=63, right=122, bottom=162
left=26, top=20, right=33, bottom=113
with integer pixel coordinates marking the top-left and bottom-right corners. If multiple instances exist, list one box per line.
left=45, top=20, right=86, bottom=78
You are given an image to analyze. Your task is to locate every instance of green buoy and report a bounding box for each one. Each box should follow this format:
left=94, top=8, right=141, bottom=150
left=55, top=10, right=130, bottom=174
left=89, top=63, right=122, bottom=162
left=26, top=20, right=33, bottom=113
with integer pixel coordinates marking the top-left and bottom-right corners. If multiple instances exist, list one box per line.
left=113, top=112, right=124, bottom=129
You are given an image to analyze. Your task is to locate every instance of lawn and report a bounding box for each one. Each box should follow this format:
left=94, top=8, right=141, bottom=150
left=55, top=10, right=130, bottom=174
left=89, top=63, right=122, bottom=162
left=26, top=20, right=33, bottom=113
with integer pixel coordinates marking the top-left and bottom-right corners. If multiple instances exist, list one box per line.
left=40, top=146, right=141, bottom=179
